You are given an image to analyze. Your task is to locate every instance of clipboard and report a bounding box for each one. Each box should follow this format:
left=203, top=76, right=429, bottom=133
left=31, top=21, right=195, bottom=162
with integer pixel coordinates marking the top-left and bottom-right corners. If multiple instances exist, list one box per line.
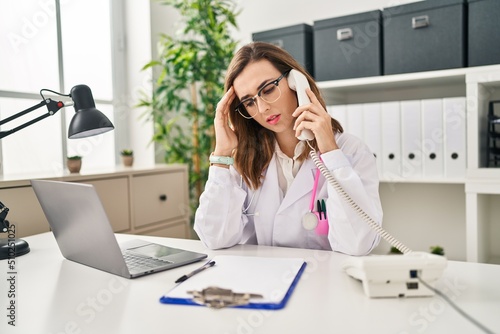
left=160, top=255, right=307, bottom=310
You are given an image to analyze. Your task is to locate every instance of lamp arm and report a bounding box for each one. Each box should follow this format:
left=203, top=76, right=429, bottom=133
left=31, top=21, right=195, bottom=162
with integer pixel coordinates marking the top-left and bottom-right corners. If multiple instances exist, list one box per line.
left=0, top=99, right=65, bottom=139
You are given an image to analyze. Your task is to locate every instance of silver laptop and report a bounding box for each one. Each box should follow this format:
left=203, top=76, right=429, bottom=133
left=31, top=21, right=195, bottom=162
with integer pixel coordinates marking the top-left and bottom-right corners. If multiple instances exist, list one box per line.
left=31, top=179, right=207, bottom=278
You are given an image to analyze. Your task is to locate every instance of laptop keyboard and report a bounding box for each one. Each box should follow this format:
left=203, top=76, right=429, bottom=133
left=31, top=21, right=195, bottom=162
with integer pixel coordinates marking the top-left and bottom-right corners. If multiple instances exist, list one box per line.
left=123, top=252, right=173, bottom=271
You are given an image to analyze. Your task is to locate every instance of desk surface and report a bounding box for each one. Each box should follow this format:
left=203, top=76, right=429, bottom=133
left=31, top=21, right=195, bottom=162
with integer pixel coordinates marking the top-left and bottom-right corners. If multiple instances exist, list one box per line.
left=1, top=233, right=499, bottom=334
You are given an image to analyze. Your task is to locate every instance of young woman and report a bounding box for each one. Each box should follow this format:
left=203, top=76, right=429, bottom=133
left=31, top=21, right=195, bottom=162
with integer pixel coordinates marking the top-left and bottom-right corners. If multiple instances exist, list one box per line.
left=194, top=42, right=382, bottom=255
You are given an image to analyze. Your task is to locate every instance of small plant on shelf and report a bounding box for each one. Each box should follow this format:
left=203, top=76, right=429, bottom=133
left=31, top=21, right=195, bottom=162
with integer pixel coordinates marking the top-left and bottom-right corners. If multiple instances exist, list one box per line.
left=120, top=149, right=134, bottom=167
left=388, top=246, right=403, bottom=255
left=430, top=245, right=445, bottom=256
left=66, top=155, right=82, bottom=173
left=120, top=149, right=133, bottom=156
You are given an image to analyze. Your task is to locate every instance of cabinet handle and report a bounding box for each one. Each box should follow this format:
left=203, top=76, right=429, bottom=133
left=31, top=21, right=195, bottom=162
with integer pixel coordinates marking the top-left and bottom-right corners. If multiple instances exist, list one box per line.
left=337, top=28, right=353, bottom=41
left=408, top=153, right=415, bottom=160
left=412, top=15, right=429, bottom=29
left=429, top=153, right=436, bottom=160
left=159, top=194, right=167, bottom=201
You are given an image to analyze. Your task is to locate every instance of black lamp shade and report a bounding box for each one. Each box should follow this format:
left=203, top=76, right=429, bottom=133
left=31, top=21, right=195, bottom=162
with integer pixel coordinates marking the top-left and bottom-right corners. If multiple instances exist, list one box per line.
left=68, top=85, right=114, bottom=139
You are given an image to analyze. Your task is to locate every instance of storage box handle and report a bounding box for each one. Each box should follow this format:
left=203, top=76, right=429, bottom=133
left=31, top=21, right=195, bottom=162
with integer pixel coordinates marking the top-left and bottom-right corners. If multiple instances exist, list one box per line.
left=337, top=28, right=353, bottom=41
left=412, top=15, right=429, bottom=29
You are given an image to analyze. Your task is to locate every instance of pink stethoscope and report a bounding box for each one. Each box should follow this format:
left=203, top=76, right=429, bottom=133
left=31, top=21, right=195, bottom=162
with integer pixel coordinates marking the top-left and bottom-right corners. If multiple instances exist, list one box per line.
left=301, top=167, right=329, bottom=235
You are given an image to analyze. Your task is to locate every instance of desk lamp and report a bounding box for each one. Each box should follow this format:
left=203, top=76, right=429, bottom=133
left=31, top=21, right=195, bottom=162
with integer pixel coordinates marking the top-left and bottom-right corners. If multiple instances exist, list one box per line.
left=0, top=84, right=115, bottom=260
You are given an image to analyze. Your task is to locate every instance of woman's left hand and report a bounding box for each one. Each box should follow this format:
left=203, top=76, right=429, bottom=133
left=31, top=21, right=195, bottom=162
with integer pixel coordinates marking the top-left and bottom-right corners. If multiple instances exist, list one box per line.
left=292, top=88, right=339, bottom=153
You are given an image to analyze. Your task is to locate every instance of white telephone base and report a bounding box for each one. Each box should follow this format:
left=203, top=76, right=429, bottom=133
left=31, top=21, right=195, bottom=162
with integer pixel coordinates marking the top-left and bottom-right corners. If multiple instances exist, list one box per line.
left=341, top=252, right=447, bottom=298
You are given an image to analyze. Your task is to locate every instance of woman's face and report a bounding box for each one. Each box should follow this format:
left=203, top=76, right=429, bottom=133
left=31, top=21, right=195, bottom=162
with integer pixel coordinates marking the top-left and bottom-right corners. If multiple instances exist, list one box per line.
left=233, top=59, right=298, bottom=135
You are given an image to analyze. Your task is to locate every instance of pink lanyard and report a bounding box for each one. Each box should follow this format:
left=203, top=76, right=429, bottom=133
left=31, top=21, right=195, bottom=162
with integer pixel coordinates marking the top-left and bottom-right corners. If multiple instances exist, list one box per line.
left=309, top=167, right=321, bottom=212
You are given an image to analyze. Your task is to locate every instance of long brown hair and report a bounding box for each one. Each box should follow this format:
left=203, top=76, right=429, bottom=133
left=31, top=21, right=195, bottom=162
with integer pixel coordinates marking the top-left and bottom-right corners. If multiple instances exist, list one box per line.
left=224, top=42, right=343, bottom=189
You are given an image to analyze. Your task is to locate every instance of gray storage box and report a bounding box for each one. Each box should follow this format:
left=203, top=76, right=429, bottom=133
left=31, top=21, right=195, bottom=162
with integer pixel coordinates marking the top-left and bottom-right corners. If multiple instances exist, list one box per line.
left=383, top=0, right=466, bottom=75
left=252, top=24, right=314, bottom=77
left=313, top=10, right=382, bottom=81
left=468, top=0, right=500, bottom=67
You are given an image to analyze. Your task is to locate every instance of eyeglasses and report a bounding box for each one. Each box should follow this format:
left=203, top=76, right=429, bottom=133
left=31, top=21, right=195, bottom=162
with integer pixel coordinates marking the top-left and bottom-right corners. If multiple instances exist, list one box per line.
left=235, top=70, right=290, bottom=119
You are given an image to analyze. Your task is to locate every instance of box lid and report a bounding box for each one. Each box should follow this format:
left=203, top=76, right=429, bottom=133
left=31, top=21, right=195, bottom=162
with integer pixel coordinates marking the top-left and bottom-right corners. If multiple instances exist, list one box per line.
left=313, top=10, right=381, bottom=30
left=252, top=23, right=312, bottom=39
left=384, top=0, right=465, bottom=17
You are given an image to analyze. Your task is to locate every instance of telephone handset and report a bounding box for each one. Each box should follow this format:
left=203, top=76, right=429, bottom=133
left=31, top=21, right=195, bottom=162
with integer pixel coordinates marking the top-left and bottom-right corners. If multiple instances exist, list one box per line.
left=287, top=69, right=315, bottom=141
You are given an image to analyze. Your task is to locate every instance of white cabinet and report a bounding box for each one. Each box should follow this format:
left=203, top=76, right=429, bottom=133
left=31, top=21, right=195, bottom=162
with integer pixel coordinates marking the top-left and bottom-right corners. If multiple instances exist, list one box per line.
left=0, top=164, right=190, bottom=239
left=318, top=64, right=500, bottom=264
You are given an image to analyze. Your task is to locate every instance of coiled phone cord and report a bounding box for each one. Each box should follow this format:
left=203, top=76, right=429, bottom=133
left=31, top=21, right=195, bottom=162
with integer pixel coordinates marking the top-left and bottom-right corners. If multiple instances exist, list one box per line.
left=309, top=148, right=495, bottom=333
left=309, top=149, right=412, bottom=254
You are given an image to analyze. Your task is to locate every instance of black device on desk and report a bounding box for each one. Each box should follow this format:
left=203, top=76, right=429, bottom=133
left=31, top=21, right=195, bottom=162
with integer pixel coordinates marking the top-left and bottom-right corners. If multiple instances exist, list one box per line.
left=0, top=202, right=30, bottom=260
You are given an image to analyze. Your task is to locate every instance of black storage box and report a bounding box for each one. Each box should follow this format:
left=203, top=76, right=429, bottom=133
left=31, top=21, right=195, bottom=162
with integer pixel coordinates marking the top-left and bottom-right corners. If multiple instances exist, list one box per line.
left=468, top=0, right=500, bottom=67
left=383, top=0, right=466, bottom=75
left=252, top=24, right=314, bottom=77
left=313, top=10, right=382, bottom=81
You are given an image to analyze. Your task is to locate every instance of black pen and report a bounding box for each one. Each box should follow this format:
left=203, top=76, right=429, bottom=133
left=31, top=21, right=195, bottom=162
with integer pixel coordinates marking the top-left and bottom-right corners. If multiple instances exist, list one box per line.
left=317, top=200, right=322, bottom=219
left=175, top=260, right=216, bottom=283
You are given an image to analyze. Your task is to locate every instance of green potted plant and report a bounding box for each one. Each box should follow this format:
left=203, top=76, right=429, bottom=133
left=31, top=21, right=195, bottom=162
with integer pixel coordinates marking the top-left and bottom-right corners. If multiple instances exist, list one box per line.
left=388, top=246, right=403, bottom=255
left=430, top=245, right=445, bottom=256
left=138, top=0, right=239, bottom=218
left=120, top=149, right=134, bottom=167
left=67, top=155, right=82, bottom=173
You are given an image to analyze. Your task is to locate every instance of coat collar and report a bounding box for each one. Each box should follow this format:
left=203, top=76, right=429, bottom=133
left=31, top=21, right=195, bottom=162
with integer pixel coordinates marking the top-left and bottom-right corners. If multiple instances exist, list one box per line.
left=277, top=157, right=316, bottom=214
left=255, top=154, right=316, bottom=214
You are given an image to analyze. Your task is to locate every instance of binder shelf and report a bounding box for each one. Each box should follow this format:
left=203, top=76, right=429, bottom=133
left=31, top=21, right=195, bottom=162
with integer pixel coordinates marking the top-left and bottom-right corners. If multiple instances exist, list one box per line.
left=318, top=64, right=500, bottom=264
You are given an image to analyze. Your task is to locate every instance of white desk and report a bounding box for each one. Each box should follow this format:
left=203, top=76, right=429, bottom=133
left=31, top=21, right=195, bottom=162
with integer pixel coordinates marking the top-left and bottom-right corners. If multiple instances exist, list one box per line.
left=1, top=233, right=499, bottom=334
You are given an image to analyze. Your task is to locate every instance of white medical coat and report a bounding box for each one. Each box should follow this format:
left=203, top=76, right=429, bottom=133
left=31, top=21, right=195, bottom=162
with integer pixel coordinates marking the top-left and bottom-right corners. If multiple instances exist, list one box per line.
left=194, top=132, right=382, bottom=255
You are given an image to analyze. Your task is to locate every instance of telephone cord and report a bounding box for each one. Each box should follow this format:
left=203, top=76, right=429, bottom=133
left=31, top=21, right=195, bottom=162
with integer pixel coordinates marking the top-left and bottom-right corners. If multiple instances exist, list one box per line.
left=309, top=149, right=412, bottom=254
left=309, top=147, right=496, bottom=332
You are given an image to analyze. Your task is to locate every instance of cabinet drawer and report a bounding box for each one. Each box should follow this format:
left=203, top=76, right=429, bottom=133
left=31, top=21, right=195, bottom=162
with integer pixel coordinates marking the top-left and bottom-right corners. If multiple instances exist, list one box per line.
left=137, top=221, right=188, bottom=238
left=0, top=187, right=50, bottom=237
left=81, top=178, right=130, bottom=232
left=132, top=171, right=187, bottom=228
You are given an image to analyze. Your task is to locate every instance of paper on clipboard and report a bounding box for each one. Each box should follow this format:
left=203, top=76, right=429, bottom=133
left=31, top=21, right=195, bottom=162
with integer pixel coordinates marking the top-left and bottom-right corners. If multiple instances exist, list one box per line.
left=160, top=255, right=306, bottom=309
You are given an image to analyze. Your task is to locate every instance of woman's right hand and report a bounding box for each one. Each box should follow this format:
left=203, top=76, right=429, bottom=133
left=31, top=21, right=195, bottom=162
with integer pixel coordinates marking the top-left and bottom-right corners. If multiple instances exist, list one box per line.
left=213, top=86, right=238, bottom=156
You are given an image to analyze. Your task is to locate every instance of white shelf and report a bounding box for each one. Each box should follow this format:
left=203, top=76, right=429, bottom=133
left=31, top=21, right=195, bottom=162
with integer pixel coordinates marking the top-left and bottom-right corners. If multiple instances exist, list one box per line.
left=318, top=64, right=500, bottom=91
left=318, top=64, right=500, bottom=264
left=318, top=64, right=500, bottom=105
left=380, top=177, right=465, bottom=184
left=465, top=178, right=500, bottom=196
left=317, top=67, right=468, bottom=91
left=467, top=168, right=500, bottom=180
